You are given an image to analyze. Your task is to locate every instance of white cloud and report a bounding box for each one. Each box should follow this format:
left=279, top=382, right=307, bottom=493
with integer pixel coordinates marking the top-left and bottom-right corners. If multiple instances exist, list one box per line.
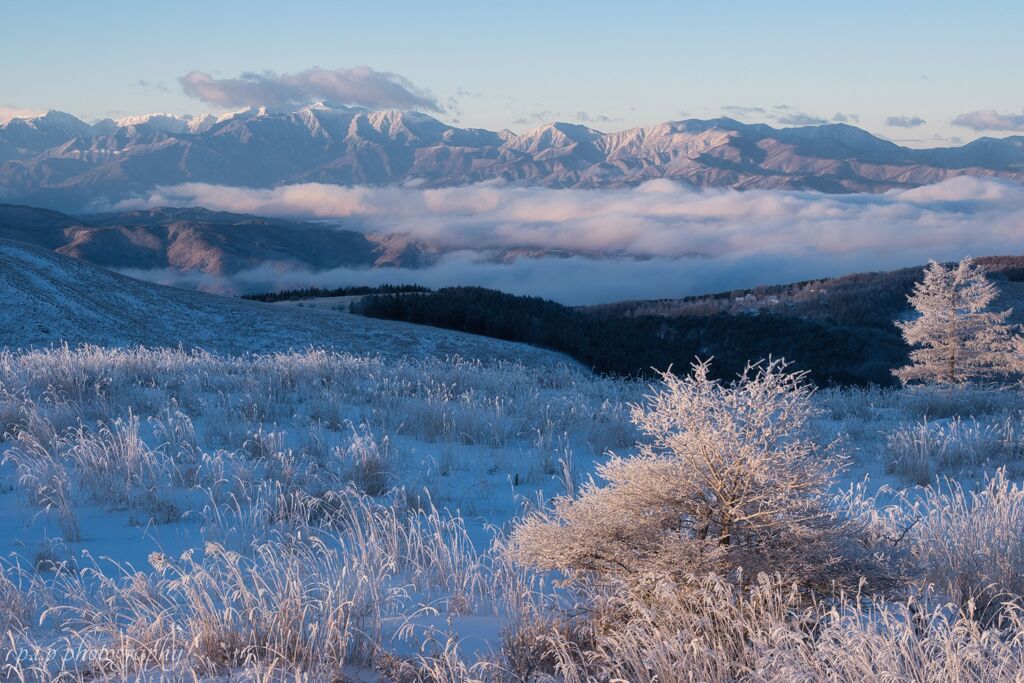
left=885, top=115, right=926, bottom=128
left=775, top=112, right=829, bottom=126
left=116, top=177, right=1024, bottom=304
left=179, top=67, right=442, bottom=112
left=951, top=109, right=1024, bottom=132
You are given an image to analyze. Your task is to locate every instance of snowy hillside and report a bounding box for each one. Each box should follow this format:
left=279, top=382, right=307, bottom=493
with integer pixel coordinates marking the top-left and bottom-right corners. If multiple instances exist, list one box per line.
left=0, top=239, right=567, bottom=365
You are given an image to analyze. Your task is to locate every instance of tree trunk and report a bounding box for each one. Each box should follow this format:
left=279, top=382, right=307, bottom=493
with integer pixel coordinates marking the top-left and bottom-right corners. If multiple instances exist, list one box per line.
left=947, top=289, right=958, bottom=384
left=719, top=513, right=731, bottom=546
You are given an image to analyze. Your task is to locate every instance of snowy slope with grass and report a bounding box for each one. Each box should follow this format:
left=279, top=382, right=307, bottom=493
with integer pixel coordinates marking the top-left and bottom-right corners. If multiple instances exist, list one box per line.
left=0, top=239, right=569, bottom=366
left=2, top=346, right=1024, bottom=680
left=3, top=246, right=1024, bottom=680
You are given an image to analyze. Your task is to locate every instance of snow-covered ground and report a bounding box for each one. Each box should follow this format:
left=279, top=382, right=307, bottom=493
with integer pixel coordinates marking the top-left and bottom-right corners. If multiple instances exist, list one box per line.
left=1, top=343, right=1023, bottom=680
left=0, top=347, right=633, bottom=677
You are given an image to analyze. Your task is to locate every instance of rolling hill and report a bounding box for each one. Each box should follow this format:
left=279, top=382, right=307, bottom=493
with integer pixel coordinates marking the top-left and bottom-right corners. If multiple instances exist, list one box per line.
left=0, top=238, right=567, bottom=366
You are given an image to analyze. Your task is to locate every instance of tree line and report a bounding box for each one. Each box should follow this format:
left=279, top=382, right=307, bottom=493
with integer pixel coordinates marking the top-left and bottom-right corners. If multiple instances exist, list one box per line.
left=242, top=284, right=430, bottom=303
left=352, top=286, right=907, bottom=385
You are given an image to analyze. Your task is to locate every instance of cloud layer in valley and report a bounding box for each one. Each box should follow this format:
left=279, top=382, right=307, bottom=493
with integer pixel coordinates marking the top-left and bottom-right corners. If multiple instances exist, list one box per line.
left=179, top=67, right=442, bottom=112
left=117, top=177, right=1024, bottom=304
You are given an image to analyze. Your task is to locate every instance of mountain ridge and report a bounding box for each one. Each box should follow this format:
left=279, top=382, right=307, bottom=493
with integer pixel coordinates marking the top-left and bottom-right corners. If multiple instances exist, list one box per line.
left=2, top=106, right=1022, bottom=211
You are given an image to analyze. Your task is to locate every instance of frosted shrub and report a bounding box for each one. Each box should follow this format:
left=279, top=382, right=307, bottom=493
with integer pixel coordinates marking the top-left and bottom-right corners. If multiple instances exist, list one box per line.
left=549, top=573, right=807, bottom=683
left=530, top=568, right=1024, bottom=683
left=512, top=359, right=864, bottom=591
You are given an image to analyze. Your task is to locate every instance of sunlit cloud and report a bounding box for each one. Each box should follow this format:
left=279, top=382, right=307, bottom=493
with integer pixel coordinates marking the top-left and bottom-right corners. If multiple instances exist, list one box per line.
left=179, top=66, right=442, bottom=112
left=951, top=109, right=1024, bottom=132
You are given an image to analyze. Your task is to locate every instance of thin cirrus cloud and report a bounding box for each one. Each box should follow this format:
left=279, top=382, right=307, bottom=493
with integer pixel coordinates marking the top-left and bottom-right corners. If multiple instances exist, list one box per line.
left=718, top=106, right=856, bottom=126
left=178, top=67, right=443, bottom=112
left=575, top=111, right=616, bottom=124
left=115, top=177, right=1024, bottom=304
left=772, top=111, right=861, bottom=126
left=721, top=105, right=767, bottom=116
left=829, top=112, right=859, bottom=123
left=886, top=115, right=927, bottom=128
left=951, top=109, right=1024, bottom=132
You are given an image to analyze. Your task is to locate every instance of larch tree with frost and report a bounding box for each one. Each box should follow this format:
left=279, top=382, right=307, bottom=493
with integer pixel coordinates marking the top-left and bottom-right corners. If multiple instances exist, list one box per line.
left=894, top=257, right=1015, bottom=385
left=511, top=359, right=864, bottom=591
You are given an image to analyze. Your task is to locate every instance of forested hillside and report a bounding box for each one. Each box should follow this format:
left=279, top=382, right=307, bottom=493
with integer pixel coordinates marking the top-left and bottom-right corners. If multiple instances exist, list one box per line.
left=353, top=287, right=906, bottom=385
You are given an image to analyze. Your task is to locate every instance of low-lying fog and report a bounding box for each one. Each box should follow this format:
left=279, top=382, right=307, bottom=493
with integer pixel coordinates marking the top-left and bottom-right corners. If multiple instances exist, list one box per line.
left=116, top=176, right=1024, bottom=304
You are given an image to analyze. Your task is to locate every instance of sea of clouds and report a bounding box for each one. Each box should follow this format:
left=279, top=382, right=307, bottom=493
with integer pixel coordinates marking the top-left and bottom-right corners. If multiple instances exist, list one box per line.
left=116, top=176, right=1024, bottom=304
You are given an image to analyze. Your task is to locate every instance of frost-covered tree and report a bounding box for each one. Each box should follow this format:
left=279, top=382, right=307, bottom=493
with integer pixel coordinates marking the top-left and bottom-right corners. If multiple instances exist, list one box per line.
left=894, top=258, right=1015, bottom=385
left=511, top=359, right=860, bottom=589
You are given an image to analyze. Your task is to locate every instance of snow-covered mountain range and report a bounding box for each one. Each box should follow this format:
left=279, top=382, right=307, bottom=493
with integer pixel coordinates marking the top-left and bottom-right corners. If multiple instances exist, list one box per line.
left=2, top=104, right=1022, bottom=210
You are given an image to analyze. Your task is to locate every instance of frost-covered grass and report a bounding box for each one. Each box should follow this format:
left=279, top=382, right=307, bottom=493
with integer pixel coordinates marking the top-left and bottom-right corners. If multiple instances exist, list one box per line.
left=2, top=346, right=1024, bottom=680
left=885, top=416, right=1023, bottom=485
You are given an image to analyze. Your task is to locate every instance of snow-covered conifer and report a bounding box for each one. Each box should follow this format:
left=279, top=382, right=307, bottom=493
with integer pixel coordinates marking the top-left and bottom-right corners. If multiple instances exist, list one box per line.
left=895, top=258, right=1015, bottom=385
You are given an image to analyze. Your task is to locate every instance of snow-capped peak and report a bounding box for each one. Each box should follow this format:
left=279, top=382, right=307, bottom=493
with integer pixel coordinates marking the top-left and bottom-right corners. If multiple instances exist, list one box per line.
left=113, top=112, right=193, bottom=134
left=2, top=109, right=92, bottom=134
left=114, top=112, right=186, bottom=127
left=505, top=121, right=603, bottom=153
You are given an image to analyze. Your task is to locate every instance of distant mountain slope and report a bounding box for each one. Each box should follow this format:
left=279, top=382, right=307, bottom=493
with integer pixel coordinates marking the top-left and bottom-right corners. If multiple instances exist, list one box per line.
left=0, top=238, right=568, bottom=366
left=0, top=204, right=432, bottom=281
left=1, top=106, right=1022, bottom=210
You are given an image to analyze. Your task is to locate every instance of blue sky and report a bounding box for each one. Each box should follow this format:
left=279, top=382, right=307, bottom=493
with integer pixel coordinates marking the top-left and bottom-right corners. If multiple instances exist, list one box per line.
left=2, top=0, right=1021, bottom=146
